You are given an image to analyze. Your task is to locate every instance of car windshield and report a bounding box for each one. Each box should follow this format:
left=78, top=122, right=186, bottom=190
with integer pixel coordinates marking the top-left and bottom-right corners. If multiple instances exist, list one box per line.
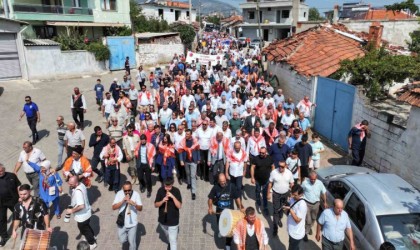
left=377, top=213, right=420, bottom=250
left=252, top=39, right=260, bottom=42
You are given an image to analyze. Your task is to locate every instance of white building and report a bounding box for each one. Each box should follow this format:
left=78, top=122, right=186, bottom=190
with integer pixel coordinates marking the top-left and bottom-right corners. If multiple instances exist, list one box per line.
left=139, top=0, right=197, bottom=25
left=239, top=0, right=308, bottom=42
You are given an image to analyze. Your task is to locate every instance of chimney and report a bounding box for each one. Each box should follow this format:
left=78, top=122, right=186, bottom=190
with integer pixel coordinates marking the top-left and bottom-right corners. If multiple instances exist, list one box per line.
left=368, top=21, right=384, bottom=49
left=333, top=5, right=339, bottom=24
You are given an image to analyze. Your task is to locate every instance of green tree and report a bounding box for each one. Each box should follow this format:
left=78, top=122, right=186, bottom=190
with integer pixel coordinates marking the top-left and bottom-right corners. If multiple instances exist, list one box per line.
left=332, top=47, right=420, bottom=100
left=308, top=7, right=324, bottom=21
left=170, top=23, right=196, bottom=50
left=206, top=16, right=221, bottom=25
left=385, top=0, right=419, bottom=15
left=408, top=30, right=420, bottom=53
left=130, top=0, right=169, bottom=33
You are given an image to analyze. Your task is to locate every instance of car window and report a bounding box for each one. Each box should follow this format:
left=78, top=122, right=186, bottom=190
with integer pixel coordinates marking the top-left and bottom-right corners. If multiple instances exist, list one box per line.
left=327, top=181, right=350, bottom=200
left=345, top=194, right=366, bottom=231
left=377, top=213, right=420, bottom=249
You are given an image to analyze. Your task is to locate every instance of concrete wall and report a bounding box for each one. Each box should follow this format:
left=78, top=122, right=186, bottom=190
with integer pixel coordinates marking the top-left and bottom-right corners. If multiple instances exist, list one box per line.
left=340, top=19, right=420, bottom=47
left=92, top=0, right=131, bottom=26
left=141, top=4, right=197, bottom=24
left=24, top=46, right=108, bottom=80
left=137, top=43, right=185, bottom=66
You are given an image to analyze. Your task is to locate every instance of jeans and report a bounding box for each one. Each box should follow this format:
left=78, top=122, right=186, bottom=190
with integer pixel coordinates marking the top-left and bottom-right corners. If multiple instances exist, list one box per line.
left=57, top=140, right=65, bottom=168
left=118, top=224, right=137, bottom=250
left=77, top=218, right=96, bottom=245
left=160, top=223, right=178, bottom=250
left=273, top=191, right=289, bottom=232
left=26, top=172, right=39, bottom=197
left=0, top=204, right=14, bottom=239
left=137, top=163, right=152, bottom=192
left=229, top=175, right=243, bottom=194
left=105, top=165, right=120, bottom=191
left=72, top=108, right=84, bottom=128
left=351, top=149, right=365, bottom=166
left=185, top=162, right=197, bottom=194
left=288, top=235, right=302, bottom=250
left=43, top=198, right=60, bottom=216
left=255, top=180, right=269, bottom=209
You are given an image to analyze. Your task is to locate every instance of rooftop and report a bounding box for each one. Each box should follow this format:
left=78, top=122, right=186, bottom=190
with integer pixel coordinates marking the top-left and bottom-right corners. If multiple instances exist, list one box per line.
left=364, top=9, right=416, bottom=20
left=398, top=84, right=420, bottom=108
left=263, top=24, right=366, bottom=77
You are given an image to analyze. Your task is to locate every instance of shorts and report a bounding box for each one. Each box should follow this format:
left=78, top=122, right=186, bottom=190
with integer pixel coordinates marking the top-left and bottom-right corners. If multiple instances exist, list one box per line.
left=309, top=159, right=320, bottom=169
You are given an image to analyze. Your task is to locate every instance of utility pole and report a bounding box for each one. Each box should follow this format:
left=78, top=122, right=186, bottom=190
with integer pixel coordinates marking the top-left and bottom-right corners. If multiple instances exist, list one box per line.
left=189, top=0, right=192, bottom=24
left=198, top=0, right=201, bottom=32
left=256, top=0, right=263, bottom=50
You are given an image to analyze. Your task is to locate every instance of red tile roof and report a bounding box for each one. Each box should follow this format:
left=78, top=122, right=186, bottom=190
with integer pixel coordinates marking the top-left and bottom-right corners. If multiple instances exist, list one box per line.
left=398, top=86, right=420, bottom=108
left=263, top=24, right=366, bottom=77
left=364, top=9, right=415, bottom=20
left=222, top=15, right=243, bottom=23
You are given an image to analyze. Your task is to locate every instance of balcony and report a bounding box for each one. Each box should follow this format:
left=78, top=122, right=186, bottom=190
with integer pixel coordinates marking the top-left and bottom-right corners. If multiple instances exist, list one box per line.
left=12, top=3, right=93, bottom=22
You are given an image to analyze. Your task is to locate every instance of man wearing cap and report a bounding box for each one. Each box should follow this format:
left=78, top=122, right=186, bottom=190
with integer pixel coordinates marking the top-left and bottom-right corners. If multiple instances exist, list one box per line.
left=19, top=96, right=40, bottom=145
left=61, top=146, right=93, bottom=188
left=64, top=122, right=86, bottom=158
left=100, top=138, right=124, bottom=193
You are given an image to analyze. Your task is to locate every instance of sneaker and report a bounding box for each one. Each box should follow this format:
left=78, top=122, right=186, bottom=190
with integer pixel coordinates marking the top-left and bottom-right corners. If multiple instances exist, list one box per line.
left=89, top=243, right=97, bottom=249
left=0, top=238, right=8, bottom=247
left=97, top=176, right=104, bottom=183
left=147, top=192, right=151, bottom=198
left=192, top=193, right=196, bottom=200
left=278, top=220, right=283, bottom=228
left=140, top=187, right=146, bottom=193
left=309, top=229, right=313, bottom=235
left=187, top=184, right=191, bottom=190
left=303, top=234, right=308, bottom=242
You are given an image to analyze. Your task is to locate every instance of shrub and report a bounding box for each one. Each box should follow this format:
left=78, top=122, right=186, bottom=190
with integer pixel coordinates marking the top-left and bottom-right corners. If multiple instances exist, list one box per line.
left=87, top=42, right=110, bottom=61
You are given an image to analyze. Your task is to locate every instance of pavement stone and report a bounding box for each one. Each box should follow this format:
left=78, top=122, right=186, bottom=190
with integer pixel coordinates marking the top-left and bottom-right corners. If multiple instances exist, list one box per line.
left=0, top=71, right=345, bottom=250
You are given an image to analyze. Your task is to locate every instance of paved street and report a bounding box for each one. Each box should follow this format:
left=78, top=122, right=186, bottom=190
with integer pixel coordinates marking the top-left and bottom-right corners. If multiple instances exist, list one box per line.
left=0, top=71, right=345, bottom=250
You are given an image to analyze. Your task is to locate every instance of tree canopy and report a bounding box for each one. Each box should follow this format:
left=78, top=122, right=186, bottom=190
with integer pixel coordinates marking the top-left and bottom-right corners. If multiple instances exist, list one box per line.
left=130, top=0, right=170, bottom=33
left=308, top=8, right=324, bottom=21
left=170, top=23, right=196, bottom=49
left=385, top=0, right=419, bottom=15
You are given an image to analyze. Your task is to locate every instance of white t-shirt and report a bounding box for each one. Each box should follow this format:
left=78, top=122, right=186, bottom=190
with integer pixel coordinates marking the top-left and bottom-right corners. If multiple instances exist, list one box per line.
left=269, top=168, right=294, bottom=194
left=228, top=150, right=246, bottom=177
left=286, top=157, right=301, bottom=179
left=287, top=198, right=307, bottom=240
left=196, top=128, right=213, bottom=150
left=102, top=98, right=116, bottom=114
left=112, top=190, right=142, bottom=228
left=159, top=108, right=173, bottom=126
left=173, top=131, right=185, bottom=150
left=71, top=183, right=91, bottom=222
left=18, top=148, right=46, bottom=173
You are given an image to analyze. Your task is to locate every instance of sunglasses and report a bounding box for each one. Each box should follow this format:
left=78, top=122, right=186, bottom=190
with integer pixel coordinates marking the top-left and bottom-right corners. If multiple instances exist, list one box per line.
left=25, top=99, right=31, bottom=102
left=123, top=189, right=132, bottom=193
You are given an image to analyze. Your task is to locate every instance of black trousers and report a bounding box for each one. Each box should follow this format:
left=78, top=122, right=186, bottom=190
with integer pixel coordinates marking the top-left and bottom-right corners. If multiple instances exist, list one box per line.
left=273, top=191, right=290, bottom=233
left=137, top=163, right=152, bottom=192
left=139, top=79, right=145, bottom=89
left=130, top=100, right=137, bottom=117
left=351, top=149, right=365, bottom=166
left=90, top=156, right=104, bottom=177
left=77, top=218, right=96, bottom=245
left=0, top=203, right=14, bottom=239
left=72, top=108, right=84, bottom=128
left=198, top=150, right=210, bottom=181
left=26, top=116, right=38, bottom=141
left=175, top=152, right=186, bottom=181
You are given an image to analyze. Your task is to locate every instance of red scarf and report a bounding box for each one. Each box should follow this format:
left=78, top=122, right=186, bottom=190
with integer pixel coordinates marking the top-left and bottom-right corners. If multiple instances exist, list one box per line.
left=159, top=143, right=175, bottom=165
left=105, top=144, right=119, bottom=167
left=178, top=137, right=200, bottom=160
left=138, top=91, right=151, bottom=101
left=249, top=135, right=264, bottom=153
left=264, top=127, right=279, bottom=145
left=228, top=148, right=248, bottom=163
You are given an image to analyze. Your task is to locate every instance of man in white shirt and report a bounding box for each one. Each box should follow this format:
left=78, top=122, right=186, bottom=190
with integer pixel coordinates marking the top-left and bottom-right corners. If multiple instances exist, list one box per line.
left=158, top=102, right=173, bottom=128
left=66, top=176, right=97, bottom=249
left=274, top=89, right=285, bottom=107
left=210, top=95, right=220, bottom=113
left=196, top=120, right=212, bottom=181
left=285, top=184, right=307, bottom=249
left=14, top=141, right=46, bottom=197
left=127, top=84, right=139, bottom=116
left=230, top=130, right=246, bottom=150
left=190, top=66, right=199, bottom=81
left=267, top=161, right=294, bottom=236
left=246, top=130, right=266, bottom=159
left=263, top=93, right=275, bottom=108
left=112, top=181, right=143, bottom=250
left=102, top=92, right=116, bottom=121
left=281, top=108, right=296, bottom=130
left=173, top=124, right=186, bottom=184
left=180, top=89, right=196, bottom=113
left=225, top=141, right=248, bottom=193
left=215, top=108, right=229, bottom=128
left=245, top=94, right=257, bottom=109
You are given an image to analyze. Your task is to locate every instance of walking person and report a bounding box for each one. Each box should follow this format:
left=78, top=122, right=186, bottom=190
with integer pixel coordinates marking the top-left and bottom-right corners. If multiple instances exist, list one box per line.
left=284, top=184, right=307, bottom=250
left=156, top=134, right=176, bottom=182
left=348, top=120, right=370, bottom=166
left=66, top=176, right=97, bottom=249
left=134, top=134, right=156, bottom=198
left=232, top=207, right=269, bottom=250
left=250, top=147, right=274, bottom=215
left=125, top=56, right=130, bottom=74
left=56, top=115, right=67, bottom=169
left=61, top=147, right=93, bottom=188
left=154, top=177, right=182, bottom=250
left=196, top=119, right=212, bottom=181
left=19, top=96, right=40, bottom=144
left=267, top=160, right=294, bottom=236
left=136, top=66, right=147, bottom=89
left=94, top=79, right=105, bottom=111
left=294, top=134, right=313, bottom=182
left=100, top=138, right=123, bottom=193
left=71, top=87, right=87, bottom=130
left=316, top=199, right=355, bottom=250
left=0, top=164, right=21, bottom=246
left=179, top=129, right=200, bottom=200
left=64, top=122, right=86, bottom=158
left=208, top=132, right=230, bottom=184
left=225, top=141, right=248, bottom=195
left=14, top=141, right=46, bottom=197
left=123, top=125, right=140, bottom=185
left=88, top=126, right=109, bottom=184
left=302, top=170, right=327, bottom=242
left=112, top=181, right=143, bottom=250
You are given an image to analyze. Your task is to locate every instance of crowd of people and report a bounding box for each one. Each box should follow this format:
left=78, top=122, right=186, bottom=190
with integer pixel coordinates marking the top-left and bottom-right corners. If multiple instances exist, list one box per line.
left=0, top=31, right=378, bottom=250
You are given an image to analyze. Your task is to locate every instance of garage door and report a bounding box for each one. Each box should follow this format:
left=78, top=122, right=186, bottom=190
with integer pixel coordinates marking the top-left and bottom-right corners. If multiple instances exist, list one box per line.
left=0, top=33, right=22, bottom=79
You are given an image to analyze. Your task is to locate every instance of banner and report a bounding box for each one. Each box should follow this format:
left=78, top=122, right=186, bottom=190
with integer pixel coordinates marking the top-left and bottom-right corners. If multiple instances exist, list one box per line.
left=186, top=51, right=223, bottom=67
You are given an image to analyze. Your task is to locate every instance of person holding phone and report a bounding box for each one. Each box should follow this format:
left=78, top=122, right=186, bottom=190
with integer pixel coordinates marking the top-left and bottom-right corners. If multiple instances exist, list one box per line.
left=283, top=184, right=307, bottom=250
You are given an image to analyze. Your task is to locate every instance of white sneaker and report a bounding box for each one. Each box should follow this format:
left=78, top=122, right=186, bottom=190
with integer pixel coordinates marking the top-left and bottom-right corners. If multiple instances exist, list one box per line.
left=90, top=243, right=97, bottom=249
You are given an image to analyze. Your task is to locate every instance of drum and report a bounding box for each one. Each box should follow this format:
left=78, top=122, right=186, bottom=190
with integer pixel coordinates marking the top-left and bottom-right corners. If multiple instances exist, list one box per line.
left=218, top=209, right=244, bottom=237
left=20, top=229, right=51, bottom=250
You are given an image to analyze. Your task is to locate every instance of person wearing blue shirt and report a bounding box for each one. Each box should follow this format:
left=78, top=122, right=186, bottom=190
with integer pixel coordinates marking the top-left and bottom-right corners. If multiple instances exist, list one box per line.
left=27, top=160, right=63, bottom=219
left=94, top=79, right=104, bottom=111
left=19, top=96, right=40, bottom=144
left=269, top=136, right=291, bottom=168
left=297, top=112, right=311, bottom=134
left=178, top=62, right=185, bottom=73
left=286, top=130, right=302, bottom=150
left=283, top=98, right=295, bottom=111
left=184, top=107, right=199, bottom=129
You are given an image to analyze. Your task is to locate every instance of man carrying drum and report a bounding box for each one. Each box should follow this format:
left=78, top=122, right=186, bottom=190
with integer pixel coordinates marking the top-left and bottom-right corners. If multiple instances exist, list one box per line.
left=208, top=173, right=244, bottom=250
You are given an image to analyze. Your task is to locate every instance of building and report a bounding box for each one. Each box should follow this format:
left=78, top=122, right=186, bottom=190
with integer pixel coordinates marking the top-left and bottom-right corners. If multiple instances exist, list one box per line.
left=139, top=0, right=197, bottom=25
left=1, top=0, right=130, bottom=39
left=221, top=15, right=243, bottom=37
left=239, top=0, right=309, bottom=42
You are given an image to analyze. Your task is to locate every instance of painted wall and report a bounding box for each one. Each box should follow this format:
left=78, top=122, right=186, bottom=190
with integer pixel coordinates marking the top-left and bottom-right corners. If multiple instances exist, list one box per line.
left=141, top=4, right=196, bottom=24
left=340, top=19, right=419, bottom=47
left=24, top=46, right=108, bottom=80
left=242, top=7, right=292, bottom=24
left=92, top=0, right=130, bottom=26
left=137, top=43, right=185, bottom=66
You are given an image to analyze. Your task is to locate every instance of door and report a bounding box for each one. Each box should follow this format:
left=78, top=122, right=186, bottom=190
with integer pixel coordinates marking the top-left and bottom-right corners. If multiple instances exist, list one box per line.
left=263, top=29, right=269, bottom=41
left=314, top=77, right=355, bottom=150
left=107, top=36, right=136, bottom=71
left=0, top=33, right=22, bottom=79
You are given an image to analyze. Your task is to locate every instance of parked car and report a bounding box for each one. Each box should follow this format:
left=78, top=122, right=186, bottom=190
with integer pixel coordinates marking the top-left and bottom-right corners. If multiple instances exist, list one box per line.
left=250, top=38, right=262, bottom=49
left=317, top=165, right=420, bottom=250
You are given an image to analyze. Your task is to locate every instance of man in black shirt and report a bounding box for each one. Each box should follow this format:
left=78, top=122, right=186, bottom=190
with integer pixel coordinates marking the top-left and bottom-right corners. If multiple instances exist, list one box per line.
left=12, top=184, right=51, bottom=240
left=0, top=164, right=21, bottom=246
left=295, top=134, right=313, bottom=181
left=89, top=126, right=110, bottom=184
left=251, top=147, right=275, bottom=215
left=208, top=173, right=244, bottom=248
left=154, top=177, right=182, bottom=250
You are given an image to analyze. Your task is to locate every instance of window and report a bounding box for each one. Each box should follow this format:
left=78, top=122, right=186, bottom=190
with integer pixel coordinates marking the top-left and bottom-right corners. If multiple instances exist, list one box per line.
left=248, top=11, right=255, bottom=20
left=345, top=194, right=366, bottom=231
left=72, top=0, right=81, bottom=7
left=304, top=12, right=306, bottom=18
left=327, top=181, right=350, bottom=200
left=158, top=9, right=164, bottom=18
left=378, top=213, right=420, bottom=249
left=170, top=9, right=174, bottom=12
left=268, top=7, right=271, bottom=11
left=186, top=11, right=189, bottom=17
left=102, top=0, right=116, bottom=11
left=282, top=9, right=290, bottom=18
left=34, top=26, right=57, bottom=39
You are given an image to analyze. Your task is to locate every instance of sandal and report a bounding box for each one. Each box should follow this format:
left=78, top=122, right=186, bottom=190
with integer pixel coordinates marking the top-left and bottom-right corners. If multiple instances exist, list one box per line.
left=57, top=214, right=61, bottom=219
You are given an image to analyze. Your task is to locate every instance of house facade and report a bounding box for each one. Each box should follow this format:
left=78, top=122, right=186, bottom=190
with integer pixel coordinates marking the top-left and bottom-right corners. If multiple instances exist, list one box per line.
left=139, top=0, right=196, bottom=25
left=1, top=0, right=130, bottom=39
left=239, top=0, right=308, bottom=42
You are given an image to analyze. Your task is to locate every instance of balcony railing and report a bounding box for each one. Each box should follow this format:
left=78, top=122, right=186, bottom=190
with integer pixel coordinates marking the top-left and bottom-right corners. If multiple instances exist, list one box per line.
left=13, top=4, right=92, bottom=15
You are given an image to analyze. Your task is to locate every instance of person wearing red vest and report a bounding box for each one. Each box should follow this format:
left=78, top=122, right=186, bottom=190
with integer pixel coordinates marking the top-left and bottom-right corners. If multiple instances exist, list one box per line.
left=208, top=132, right=230, bottom=184
left=233, top=207, right=268, bottom=250
left=134, top=134, right=156, bottom=198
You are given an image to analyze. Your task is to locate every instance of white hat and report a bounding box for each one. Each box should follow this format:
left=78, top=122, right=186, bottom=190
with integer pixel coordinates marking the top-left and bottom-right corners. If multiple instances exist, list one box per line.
left=113, top=78, right=118, bottom=81
left=40, top=160, right=51, bottom=169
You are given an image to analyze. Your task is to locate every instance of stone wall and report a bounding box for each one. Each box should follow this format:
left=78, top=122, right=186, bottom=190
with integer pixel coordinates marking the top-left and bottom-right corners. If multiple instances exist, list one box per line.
left=137, top=43, right=185, bottom=66
left=24, top=46, right=108, bottom=80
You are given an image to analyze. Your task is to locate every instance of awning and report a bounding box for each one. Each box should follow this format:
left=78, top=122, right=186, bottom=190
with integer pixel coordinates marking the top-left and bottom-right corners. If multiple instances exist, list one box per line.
left=46, top=21, right=126, bottom=27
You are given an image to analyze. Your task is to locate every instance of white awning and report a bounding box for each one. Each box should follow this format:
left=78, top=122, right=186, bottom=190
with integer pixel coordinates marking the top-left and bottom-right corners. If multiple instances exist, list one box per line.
left=46, top=21, right=126, bottom=27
